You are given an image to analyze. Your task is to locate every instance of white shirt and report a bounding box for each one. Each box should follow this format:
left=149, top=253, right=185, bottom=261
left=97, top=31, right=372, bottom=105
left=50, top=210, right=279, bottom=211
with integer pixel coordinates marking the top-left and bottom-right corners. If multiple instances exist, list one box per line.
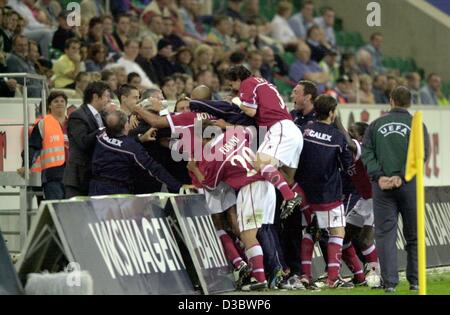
left=271, top=15, right=297, bottom=44
left=114, top=57, right=158, bottom=89
left=8, top=0, right=46, bottom=30
left=87, top=104, right=104, bottom=128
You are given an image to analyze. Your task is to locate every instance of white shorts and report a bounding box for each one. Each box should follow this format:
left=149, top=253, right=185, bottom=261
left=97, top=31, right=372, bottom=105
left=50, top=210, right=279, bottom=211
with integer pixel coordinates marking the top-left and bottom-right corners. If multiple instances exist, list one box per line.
left=257, top=120, right=303, bottom=168
left=204, top=182, right=236, bottom=215
left=314, top=204, right=346, bottom=229
left=237, top=181, right=276, bottom=232
left=346, top=198, right=374, bottom=228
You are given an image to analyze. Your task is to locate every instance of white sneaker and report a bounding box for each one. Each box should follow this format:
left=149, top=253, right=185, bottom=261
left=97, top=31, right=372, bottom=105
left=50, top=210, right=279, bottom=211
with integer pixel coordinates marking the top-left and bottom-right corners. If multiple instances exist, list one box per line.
left=241, top=277, right=268, bottom=291
left=365, top=267, right=381, bottom=288
left=285, top=274, right=306, bottom=290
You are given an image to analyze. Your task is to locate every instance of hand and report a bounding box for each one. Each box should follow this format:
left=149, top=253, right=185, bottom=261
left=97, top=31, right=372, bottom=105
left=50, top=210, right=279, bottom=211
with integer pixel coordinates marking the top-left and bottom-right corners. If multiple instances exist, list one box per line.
left=179, top=184, right=198, bottom=195
left=391, top=176, right=403, bottom=188
left=139, top=127, right=157, bottom=143
left=72, top=53, right=81, bottom=63
left=6, top=79, right=17, bottom=91
left=17, top=167, right=26, bottom=178
left=129, top=114, right=139, bottom=129
left=213, top=119, right=229, bottom=129
left=378, top=176, right=394, bottom=190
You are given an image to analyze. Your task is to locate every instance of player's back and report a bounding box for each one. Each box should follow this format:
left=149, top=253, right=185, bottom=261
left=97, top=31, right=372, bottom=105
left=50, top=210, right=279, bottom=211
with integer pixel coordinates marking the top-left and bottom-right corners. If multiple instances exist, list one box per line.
left=239, top=77, right=292, bottom=128
left=347, top=140, right=372, bottom=199
left=201, top=127, right=264, bottom=190
left=296, top=122, right=353, bottom=206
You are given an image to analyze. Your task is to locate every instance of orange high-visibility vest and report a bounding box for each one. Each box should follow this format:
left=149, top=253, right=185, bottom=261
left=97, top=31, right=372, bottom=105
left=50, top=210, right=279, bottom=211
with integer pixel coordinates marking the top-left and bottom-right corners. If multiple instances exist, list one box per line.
left=31, top=115, right=65, bottom=172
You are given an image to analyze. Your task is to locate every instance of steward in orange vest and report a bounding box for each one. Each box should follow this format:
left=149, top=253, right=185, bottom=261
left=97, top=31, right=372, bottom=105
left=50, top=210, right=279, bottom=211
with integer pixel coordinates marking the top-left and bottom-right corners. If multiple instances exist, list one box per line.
left=28, top=91, right=69, bottom=200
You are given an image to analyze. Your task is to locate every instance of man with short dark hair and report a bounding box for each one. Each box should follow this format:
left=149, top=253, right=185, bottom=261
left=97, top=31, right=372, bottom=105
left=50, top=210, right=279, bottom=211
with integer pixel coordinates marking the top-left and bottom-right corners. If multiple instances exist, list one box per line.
left=420, top=73, right=449, bottom=106
left=89, top=110, right=184, bottom=196
left=290, top=80, right=318, bottom=127
left=297, top=94, right=354, bottom=289
left=63, top=81, right=111, bottom=198
left=117, top=83, right=140, bottom=117
left=360, top=33, right=385, bottom=74
left=289, top=0, right=315, bottom=39
left=362, top=86, right=430, bottom=292
left=52, top=38, right=81, bottom=88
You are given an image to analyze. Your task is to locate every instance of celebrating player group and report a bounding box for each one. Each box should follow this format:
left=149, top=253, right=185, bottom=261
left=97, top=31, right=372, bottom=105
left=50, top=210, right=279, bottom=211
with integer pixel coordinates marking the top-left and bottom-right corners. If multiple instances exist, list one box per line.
left=131, top=65, right=381, bottom=291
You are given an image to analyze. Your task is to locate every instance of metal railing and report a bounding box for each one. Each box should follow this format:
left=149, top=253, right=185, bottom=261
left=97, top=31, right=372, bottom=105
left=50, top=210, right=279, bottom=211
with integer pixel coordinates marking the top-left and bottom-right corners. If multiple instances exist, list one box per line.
left=0, top=73, right=48, bottom=250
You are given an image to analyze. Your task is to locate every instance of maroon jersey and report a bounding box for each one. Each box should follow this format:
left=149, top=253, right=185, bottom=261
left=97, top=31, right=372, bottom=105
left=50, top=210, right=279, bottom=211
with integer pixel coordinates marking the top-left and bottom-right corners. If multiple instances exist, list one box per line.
left=199, top=127, right=264, bottom=190
left=239, top=76, right=292, bottom=128
left=347, top=140, right=372, bottom=199
left=166, top=111, right=217, bottom=156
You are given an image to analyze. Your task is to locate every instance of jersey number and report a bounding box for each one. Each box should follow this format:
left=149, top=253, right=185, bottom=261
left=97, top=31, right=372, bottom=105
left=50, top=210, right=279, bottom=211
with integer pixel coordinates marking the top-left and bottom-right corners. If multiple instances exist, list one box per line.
left=230, top=147, right=258, bottom=177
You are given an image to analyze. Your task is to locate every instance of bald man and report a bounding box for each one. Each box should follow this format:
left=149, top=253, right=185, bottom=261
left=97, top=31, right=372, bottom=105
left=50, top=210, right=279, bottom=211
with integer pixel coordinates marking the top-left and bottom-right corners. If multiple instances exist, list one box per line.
left=89, top=110, right=184, bottom=196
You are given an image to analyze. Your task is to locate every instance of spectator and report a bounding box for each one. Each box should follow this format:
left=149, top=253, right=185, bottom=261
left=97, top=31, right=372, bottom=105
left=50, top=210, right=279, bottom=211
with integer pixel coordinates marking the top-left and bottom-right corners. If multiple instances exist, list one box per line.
left=373, top=74, right=389, bottom=104
left=51, top=10, right=76, bottom=53
left=161, top=76, right=177, bottom=100
left=314, top=7, right=336, bottom=47
left=386, top=75, right=399, bottom=102
left=142, top=0, right=171, bottom=22
left=8, top=0, right=54, bottom=59
left=141, top=14, right=164, bottom=46
left=52, top=38, right=81, bottom=89
left=172, top=73, right=185, bottom=96
left=420, top=73, right=449, bottom=106
left=175, top=95, right=190, bottom=113
left=162, top=16, right=185, bottom=50
left=229, top=51, right=246, bottom=66
left=191, top=43, right=214, bottom=76
left=319, top=50, right=339, bottom=86
left=0, top=10, right=19, bottom=53
left=80, top=0, right=105, bottom=23
left=113, top=14, right=131, bottom=52
left=357, top=48, right=375, bottom=76
left=246, top=50, right=263, bottom=77
left=270, top=1, right=297, bottom=46
left=116, top=39, right=159, bottom=89
left=129, top=15, right=141, bottom=39
left=101, top=69, right=119, bottom=97
left=242, top=0, right=261, bottom=22
left=28, top=40, right=53, bottom=81
left=306, top=25, right=331, bottom=63
left=25, top=91, right=68, bottom=200
left=358, top=74, right=375, bottom=104
left=325, top=75, right=352, bottom=104
left=111, top=66, right=128, bottom=88
left=405, top=72, right=422, bottom=105
left=289, top=41, right=329, bottom=92
left=151, top=38, right=177, bottom=85
left=87, top=17, right=104, bottom=45
left=173, top=46, right=194, bottom=76
left=36, top=0, right=61, bottom=28
left=220, top=0, right=245, bottom=22
left=135, top=36, right=160, bottom=85
left=195, top=69, right=221, bottom=100
left=74, top=72, right=90, bottom=99
left=178, top=0, right=205, bottom=41
left=85, top=43, right=107, bottom=72
left=339, top=52, right=359, bottom=78
left=361, top=33, right=385, bottom=74
left=127, top=72, right=142, bottom=90
left=102, top=14, right=121, bottom=54
left=289, top=0, right=315, bottom=40
left=6, top=34, right=41, bottom=97
left=63, top=80, right=111, bottom=198
left=207, top=15, right=237, bottom=52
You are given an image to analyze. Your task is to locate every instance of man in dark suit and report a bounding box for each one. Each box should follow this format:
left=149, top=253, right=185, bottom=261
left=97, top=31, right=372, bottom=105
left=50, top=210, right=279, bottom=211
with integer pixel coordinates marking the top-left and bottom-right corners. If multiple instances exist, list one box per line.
left=63, top=81, right=111, bottom=198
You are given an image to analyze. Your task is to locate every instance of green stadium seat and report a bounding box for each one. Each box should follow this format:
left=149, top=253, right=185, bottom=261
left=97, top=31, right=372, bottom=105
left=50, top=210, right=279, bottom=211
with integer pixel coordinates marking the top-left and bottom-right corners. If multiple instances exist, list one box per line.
left=274, top=78, right=293, bottom=97
left=282, top=52, right=296, bottom=66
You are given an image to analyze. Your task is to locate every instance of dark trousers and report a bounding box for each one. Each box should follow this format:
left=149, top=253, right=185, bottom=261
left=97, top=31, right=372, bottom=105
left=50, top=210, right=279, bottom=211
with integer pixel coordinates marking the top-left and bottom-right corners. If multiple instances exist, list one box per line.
left=64, top=185, right=87, bottom=199
left=88, top=180, right=130, bottom=196
left=43, top=181, right=65, bottom=200
left=372, top=180, right=418, bottom=288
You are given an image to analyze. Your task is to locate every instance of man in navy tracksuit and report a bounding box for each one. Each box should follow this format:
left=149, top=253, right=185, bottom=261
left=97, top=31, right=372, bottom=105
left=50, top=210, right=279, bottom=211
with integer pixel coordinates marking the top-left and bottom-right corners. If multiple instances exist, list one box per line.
left=89, top=110, right=183, bottom=196
left=296, top=95, right=355, bottom=289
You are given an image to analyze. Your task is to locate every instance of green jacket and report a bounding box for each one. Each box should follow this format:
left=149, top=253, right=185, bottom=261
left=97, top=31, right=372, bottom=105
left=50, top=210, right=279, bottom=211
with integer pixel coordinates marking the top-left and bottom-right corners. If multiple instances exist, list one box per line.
left=362, top=107, right=430, bottom=181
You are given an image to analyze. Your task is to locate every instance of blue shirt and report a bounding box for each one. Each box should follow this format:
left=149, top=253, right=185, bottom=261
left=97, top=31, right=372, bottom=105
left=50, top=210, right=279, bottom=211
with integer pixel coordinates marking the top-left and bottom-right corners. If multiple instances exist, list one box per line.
left=289, top=59, right=325, bottom=91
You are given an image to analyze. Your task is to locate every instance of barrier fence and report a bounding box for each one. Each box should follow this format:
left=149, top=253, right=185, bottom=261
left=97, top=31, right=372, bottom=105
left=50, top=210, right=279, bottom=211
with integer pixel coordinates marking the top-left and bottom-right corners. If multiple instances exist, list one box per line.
left=1, top=189, right=449, bottom=295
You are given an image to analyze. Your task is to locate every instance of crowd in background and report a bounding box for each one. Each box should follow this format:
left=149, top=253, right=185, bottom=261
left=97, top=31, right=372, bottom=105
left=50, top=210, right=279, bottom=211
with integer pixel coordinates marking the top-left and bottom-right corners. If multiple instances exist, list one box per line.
left=0, top=0, right=449, bottom=106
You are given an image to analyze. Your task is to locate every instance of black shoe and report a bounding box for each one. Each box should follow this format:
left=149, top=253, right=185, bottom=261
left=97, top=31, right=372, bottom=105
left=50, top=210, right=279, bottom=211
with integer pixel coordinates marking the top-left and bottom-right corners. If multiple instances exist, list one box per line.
left=385, top=287, right=396, bottom=293
left=410, top=284, right=419, bottom=291
left=280, top=193, right=302, bottom=219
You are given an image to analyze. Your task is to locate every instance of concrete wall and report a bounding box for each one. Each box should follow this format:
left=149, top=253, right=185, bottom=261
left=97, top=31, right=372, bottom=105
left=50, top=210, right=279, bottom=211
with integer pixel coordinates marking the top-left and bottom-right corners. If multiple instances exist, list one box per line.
left=313, top=0, right=450, bottom=80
